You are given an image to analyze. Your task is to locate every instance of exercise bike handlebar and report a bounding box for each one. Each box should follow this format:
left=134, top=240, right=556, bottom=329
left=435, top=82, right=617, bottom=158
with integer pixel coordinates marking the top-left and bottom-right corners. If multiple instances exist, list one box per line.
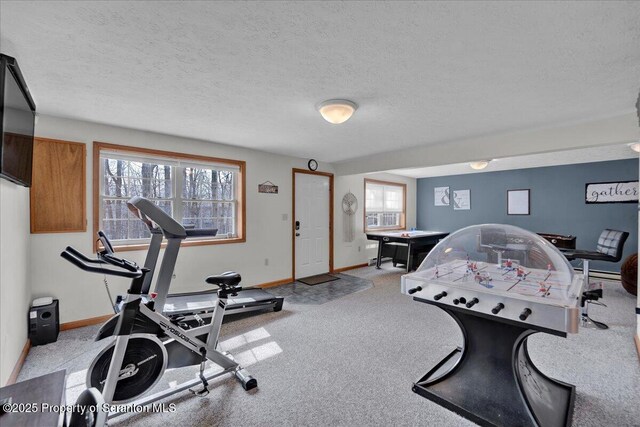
left=61, top=247, right=143, bottom=279
left=65, top=245, right=103, bottom=264
left=100, top=253, right=141, bottom=273
left=65, top=246, right=139, bottom=273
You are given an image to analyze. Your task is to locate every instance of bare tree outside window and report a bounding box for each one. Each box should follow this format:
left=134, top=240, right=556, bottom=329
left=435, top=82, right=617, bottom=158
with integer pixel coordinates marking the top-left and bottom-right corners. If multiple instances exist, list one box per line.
left=182, top=167, right=235, bottom=235
left=101, top=155, right=237, bottom=242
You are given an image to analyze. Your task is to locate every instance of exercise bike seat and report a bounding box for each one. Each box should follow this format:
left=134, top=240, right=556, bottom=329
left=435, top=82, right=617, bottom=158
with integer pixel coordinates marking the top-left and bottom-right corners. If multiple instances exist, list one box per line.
left=206, top=271, right=241, bottom=288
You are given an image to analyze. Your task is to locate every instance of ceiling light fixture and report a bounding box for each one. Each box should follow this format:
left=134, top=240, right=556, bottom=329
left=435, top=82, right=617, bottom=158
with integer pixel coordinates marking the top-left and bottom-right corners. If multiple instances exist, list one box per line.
left=317, top=99, right=357, bottom=124
left=469, top=160, right=490, bottom=170
left=628, top=142, right=640, bottom=153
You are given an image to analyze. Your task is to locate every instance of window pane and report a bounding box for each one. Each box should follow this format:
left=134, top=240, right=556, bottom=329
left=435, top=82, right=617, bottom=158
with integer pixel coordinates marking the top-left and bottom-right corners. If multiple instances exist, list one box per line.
left=382, top=213, right=400, bottom=227
left=100, top=149, right=240, bottom=244
left=128, top=219, right=151, bottom=240
left=102, top=220, right=125, bottom=240
left=101, top=159, right=173, bottom=240
left=182, top=201, right=235, bottom=235
left=384, top=186, right=403, bottom=212
left=183, top=168, right=235, bottom=201
left=103, top=199, right=130, bottom=220
left=101, top=197, right=173, bottom=241
left=103, top=159, right=128, bottom=197
left=102, top=158, right=173, bottom=199
left=366, top=213, right=379, bottom=227
left=365, top=184, right=384, bottom=212
left=365, top=181, right=404, bottom=229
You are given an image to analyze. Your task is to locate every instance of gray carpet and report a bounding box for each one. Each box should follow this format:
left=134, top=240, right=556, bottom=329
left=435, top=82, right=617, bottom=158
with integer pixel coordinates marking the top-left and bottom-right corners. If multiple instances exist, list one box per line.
left=18, top=266, right=640, bottom=426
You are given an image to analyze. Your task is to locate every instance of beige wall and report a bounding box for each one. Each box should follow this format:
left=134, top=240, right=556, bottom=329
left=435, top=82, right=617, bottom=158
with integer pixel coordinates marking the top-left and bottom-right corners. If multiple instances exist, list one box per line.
left=0, top=179, right=31, bottom=385
left=333, top=173, right=416, bottom=270
left=30, top=115, right=337, bottom=323
left=0, top=114, right=416, bottom=382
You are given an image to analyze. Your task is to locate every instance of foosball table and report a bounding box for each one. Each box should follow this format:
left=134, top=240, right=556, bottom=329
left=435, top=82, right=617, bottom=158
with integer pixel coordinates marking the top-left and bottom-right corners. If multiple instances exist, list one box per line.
left=401, top=224, right=584, bottom=427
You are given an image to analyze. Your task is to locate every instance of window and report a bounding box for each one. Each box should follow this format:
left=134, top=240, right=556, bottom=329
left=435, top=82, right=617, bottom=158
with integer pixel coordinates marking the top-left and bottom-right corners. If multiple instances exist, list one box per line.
left=94, top=142, right=245, bottom=250
left=364, top=179, right=406, bottom=231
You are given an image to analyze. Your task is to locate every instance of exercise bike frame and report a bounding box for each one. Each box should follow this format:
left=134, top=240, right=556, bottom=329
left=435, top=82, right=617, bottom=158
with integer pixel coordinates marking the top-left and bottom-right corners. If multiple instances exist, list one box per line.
left=101, top=294, right=244, bottom=416
left=60, top=246, right=256, bottom=421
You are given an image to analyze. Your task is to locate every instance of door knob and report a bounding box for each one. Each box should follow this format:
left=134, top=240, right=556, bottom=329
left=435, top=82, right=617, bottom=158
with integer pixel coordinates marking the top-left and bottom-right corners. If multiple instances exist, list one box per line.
left=295, top=233, right=300, bottom=237
left=295, top=220, right=300, bottom=230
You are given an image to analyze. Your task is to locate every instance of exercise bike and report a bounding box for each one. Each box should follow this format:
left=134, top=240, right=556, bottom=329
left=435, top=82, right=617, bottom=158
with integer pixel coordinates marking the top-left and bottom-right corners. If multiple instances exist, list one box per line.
left=60, top=244, right=256, bottom=418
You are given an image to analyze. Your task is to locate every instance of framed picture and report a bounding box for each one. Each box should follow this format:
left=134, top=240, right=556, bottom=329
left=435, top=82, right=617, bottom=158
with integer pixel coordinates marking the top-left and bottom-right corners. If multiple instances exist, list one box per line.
left=453, top=189, right=470, bottom=210
left=434, top=186, right=450, bottom=206
left=507, top=189, right=530, bottom=215
left=585, top=181, right=638, bottom=204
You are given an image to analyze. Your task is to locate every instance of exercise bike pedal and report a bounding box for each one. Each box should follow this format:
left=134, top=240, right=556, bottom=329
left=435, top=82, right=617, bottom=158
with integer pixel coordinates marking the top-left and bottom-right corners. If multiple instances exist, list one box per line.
left=189, top=385, right=210, bottom=397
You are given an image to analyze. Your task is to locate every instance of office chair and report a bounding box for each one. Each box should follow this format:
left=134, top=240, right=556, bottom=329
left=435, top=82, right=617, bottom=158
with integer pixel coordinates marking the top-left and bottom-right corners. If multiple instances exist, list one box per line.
left=562, top=229, right=629, bottom=329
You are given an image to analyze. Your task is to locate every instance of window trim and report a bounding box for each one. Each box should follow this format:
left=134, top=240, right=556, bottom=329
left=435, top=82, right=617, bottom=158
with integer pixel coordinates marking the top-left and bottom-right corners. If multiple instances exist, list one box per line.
left=93, top=141, right=246, bottom=252
left=363, top=178, right=407, bottom=232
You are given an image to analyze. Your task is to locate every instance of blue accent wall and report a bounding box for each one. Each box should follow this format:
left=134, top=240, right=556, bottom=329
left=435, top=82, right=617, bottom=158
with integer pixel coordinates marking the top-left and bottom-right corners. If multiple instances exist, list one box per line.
left=417, top=159, right=638, bottom=272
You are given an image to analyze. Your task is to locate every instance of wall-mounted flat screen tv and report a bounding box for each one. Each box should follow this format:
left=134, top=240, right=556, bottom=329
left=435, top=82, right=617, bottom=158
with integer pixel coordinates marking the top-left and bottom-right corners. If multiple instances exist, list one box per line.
left=0, top=54, right=36, bottom=187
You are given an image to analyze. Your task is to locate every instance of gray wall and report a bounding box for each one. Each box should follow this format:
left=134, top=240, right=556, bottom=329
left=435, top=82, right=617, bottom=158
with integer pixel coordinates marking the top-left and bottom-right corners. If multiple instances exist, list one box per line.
left=417, top=159, right=638, bottom=272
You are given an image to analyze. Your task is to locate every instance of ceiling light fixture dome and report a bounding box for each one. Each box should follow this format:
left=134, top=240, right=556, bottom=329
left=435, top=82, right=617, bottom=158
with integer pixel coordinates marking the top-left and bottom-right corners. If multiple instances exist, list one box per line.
left=469, top=160, right=490, bottom=170
left=628, top=142, right=640, bottom=153
left=317, top=99, right=357, bottom=124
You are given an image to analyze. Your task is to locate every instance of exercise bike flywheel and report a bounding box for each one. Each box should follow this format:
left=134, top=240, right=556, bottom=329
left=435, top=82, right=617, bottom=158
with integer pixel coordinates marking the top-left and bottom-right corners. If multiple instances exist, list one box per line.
left=87, top=334, right=168, bottom=404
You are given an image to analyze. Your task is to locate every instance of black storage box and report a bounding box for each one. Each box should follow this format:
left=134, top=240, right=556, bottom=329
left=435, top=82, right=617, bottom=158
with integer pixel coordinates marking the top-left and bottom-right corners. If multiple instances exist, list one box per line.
left=28, top=299, right=59, bottom=346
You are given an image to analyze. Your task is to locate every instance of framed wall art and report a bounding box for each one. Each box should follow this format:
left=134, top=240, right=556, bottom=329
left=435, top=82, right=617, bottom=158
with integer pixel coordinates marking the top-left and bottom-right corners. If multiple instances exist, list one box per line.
left=507, top=189, right=530, bottom=215
left=453, top=189, right=470, bottom=211
left=585, top=181, right=638, bottom=204
left=434, top=186, right=450, bottom=206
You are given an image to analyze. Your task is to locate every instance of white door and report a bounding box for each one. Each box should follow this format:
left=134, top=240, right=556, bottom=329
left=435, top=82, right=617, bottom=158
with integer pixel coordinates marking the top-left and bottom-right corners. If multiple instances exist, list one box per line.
left=294, top=172, right=330, bottom=279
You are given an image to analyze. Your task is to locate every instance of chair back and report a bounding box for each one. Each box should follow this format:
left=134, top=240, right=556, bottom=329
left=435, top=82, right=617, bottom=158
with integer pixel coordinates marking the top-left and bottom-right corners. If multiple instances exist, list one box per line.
left=596, top=229, right=629, bottom=262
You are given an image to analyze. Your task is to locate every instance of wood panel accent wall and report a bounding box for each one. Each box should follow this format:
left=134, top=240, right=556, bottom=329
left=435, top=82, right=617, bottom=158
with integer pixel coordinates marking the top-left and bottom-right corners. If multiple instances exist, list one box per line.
left=30, top=137, right=86, bottom=233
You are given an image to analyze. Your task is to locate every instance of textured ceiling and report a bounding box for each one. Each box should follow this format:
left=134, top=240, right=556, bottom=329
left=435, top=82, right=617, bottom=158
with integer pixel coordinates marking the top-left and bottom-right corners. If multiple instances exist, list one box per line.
left=1, top=1, right=640, bottom=163
left=385, top=144, right=638, bottom=178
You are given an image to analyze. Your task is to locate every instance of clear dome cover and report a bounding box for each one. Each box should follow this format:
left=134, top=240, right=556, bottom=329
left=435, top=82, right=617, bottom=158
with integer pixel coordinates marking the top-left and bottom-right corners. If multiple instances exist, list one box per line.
left=412, top=224, right=581, bottom=304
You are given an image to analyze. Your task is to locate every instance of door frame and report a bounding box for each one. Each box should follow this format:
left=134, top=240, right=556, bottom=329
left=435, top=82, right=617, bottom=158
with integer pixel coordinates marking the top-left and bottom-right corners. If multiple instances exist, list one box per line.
left=292, top=168, right=334, bottom=280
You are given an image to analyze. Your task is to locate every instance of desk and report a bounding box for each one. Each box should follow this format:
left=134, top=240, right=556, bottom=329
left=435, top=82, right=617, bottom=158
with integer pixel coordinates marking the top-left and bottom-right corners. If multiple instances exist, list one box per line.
left=366, top=230, right=449, bottom=272
left=0, top=370, right=66, bottom=427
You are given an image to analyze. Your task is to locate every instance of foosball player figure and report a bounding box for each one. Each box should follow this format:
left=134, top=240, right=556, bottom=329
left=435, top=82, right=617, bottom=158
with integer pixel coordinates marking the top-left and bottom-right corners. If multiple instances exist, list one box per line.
left=501, top=258, right=516, bottom=271
left=466, top=261, right=477, bottom=274
left=538, top=282, right=550, bottom=296
left=474, top=271, right=493, bottom=287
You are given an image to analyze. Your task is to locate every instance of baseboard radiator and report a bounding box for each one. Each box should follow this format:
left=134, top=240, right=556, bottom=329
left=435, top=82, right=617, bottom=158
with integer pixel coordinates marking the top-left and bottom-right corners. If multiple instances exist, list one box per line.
left=573, top=268, right=621, bottom=281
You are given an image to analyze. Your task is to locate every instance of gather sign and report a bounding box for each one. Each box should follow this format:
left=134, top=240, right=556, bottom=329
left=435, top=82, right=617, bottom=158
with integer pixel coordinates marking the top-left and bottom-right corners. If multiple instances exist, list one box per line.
left=585, top=181, right=638, bottom=204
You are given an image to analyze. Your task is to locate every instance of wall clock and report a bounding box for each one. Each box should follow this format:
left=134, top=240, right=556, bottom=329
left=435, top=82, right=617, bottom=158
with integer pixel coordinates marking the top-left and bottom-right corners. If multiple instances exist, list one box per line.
left=308, top=159, right=318, bottom=171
